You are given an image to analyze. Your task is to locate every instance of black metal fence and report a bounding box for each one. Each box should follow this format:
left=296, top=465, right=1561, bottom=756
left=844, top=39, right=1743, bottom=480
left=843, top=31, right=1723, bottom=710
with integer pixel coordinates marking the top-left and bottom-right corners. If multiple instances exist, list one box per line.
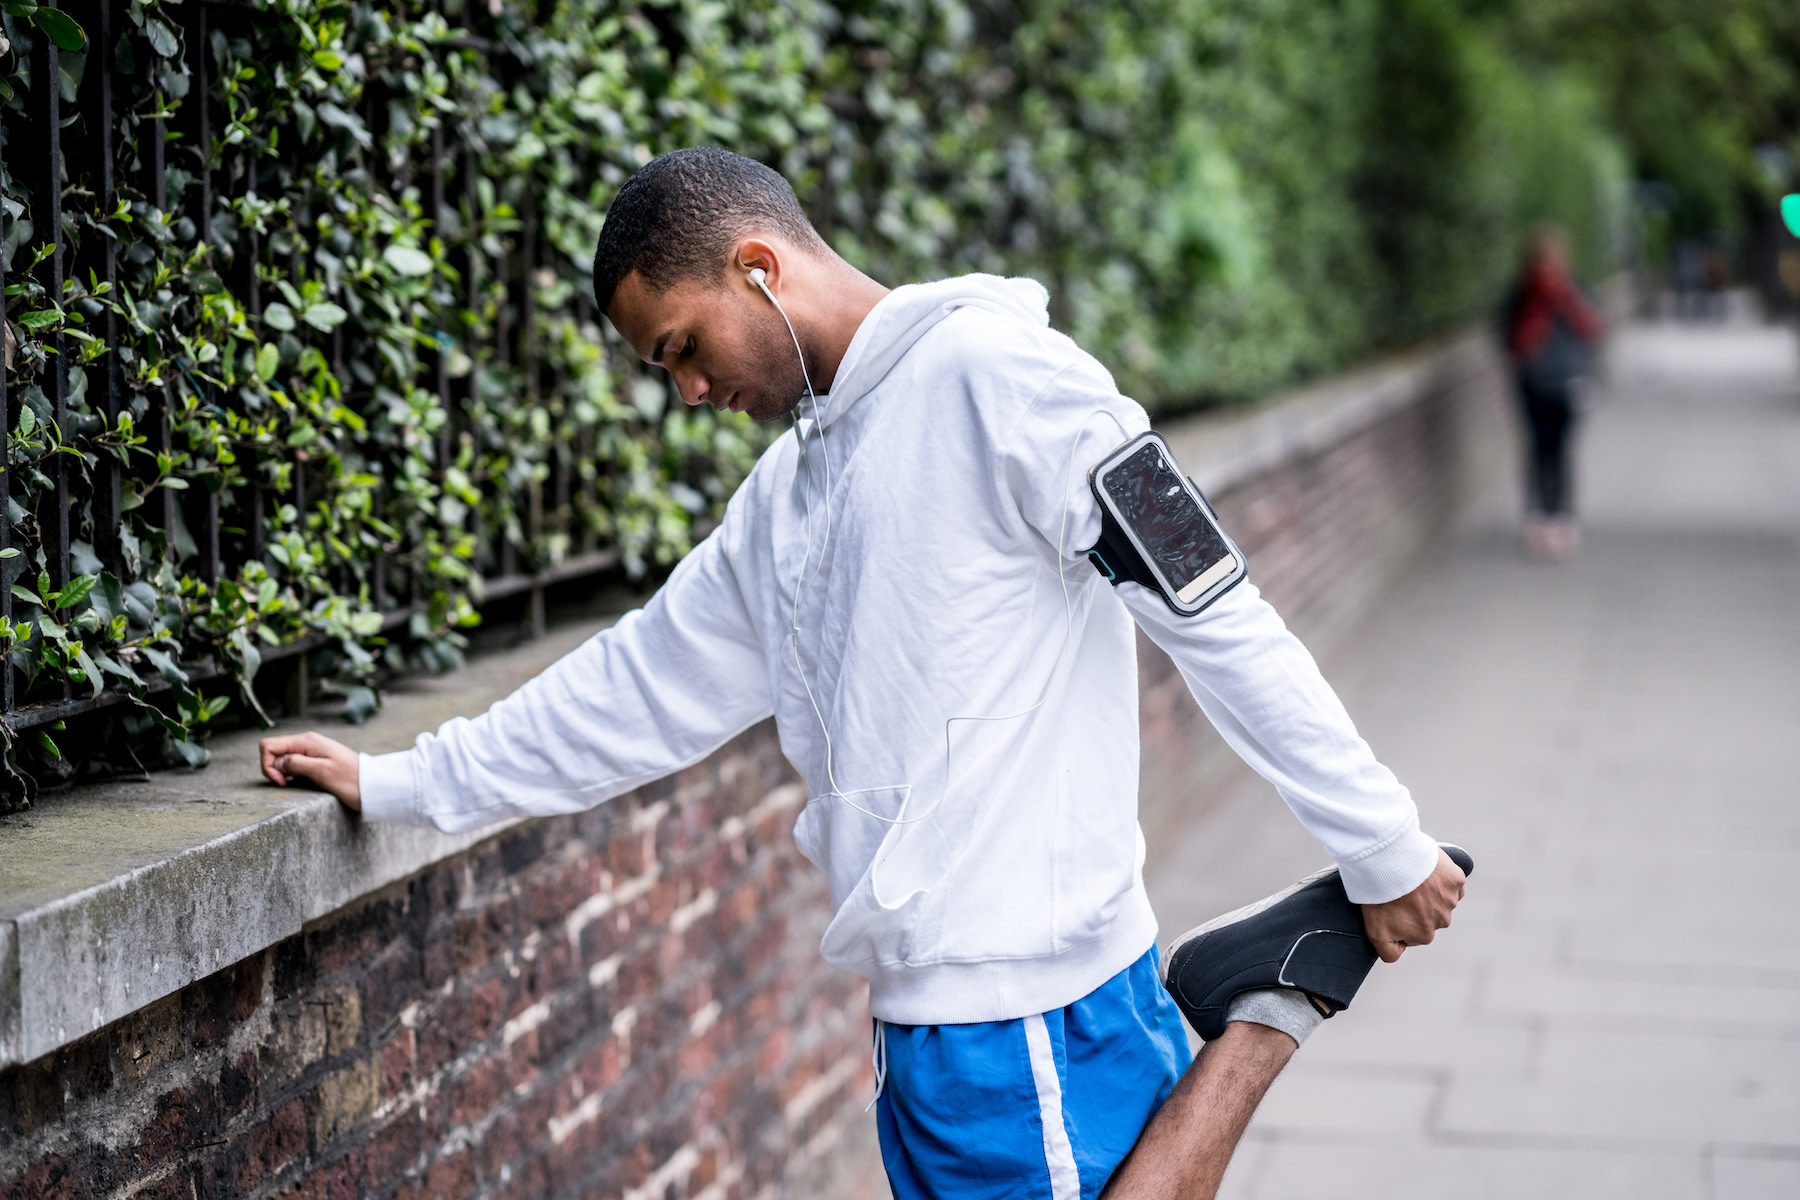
left=0, top=0, right=698, bottom=743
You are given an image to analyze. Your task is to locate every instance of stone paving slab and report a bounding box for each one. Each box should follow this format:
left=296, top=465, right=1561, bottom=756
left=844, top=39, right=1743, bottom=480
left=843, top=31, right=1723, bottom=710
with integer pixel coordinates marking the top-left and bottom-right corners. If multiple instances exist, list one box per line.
left=1478, top=972, right=1800, bottom=1037
left=1713, top=1156, right=1800, bottom=1200
left=1151, top=321, right=1800, bottom=1199
left=1248, top=1065, right=1443, bottom=1137
left=1226, top=1140, right=1707, bottom=1200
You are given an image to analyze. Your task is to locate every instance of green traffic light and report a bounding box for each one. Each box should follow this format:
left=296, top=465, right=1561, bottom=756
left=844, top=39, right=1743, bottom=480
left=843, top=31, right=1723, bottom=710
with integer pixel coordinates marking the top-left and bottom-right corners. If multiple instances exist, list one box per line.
left=1784, top=194, right=1800, bottom=238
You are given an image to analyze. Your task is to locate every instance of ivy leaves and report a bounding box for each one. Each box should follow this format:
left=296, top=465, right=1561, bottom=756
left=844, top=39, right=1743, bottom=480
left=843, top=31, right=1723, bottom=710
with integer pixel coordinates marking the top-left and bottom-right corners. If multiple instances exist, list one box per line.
left=0, top=0, right=789, bottom=797
left=142, top=14, right=177, bottom=59
left=14, top=569, right=99, bottom=615
left=380, top=245, right=433, bottom=277
left=0, top=0, right=1620, bottom=804
left=260, top=297, right=348, bottom=334
left=2, top=1, right=86, bottom=53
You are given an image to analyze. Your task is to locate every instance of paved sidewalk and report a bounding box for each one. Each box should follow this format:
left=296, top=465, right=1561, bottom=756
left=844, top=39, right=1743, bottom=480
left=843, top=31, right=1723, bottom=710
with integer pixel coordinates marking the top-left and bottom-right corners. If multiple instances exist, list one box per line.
left=1147, top=321, right=1800, bottom=1199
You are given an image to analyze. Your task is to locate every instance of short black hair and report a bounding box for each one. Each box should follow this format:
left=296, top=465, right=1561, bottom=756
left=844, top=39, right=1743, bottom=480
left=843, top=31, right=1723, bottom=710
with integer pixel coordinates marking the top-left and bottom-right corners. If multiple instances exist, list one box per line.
left=592, top=147, right=827, bottom=314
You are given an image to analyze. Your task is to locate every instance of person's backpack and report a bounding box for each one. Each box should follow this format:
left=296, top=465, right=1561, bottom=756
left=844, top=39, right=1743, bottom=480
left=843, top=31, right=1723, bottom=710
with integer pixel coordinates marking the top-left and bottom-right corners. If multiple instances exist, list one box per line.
left=1520, top=312, right=1593, bottom=393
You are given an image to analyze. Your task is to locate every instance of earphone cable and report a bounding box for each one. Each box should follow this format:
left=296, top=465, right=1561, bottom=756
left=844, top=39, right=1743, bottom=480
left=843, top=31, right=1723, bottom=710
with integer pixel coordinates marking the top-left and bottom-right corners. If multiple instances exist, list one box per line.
left=750, top=269, right=1134, bottom=840
left=752, top=270, right=852, bottom=804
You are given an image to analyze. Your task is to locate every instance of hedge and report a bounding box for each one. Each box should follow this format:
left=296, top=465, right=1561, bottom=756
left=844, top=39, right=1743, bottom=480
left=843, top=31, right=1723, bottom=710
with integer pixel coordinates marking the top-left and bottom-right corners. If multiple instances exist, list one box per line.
left=0, top=0, right=1620, bottom=798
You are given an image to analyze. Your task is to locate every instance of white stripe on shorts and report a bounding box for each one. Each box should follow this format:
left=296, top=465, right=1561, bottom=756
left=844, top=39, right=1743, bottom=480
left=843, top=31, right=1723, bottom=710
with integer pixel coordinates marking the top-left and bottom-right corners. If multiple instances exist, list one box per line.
left=1023, top=1012, right=1082, bottom=1200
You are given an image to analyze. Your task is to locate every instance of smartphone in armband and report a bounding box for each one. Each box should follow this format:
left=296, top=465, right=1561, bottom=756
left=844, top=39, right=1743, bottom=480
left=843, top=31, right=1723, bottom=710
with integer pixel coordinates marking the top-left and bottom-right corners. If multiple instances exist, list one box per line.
left=1086, top=431, right=1247, bottom=616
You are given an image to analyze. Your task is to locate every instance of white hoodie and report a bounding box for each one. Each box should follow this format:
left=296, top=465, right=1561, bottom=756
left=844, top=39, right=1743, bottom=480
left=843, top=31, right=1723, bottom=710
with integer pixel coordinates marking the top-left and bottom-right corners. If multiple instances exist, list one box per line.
left=359, top=275, right=1440, bottom=1025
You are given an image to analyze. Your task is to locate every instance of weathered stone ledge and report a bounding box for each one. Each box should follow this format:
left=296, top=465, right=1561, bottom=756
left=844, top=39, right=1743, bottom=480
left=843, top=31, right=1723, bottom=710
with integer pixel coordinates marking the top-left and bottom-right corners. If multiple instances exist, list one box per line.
left=0, top=328, right=1499, bottom=1070
left=1163, top=329, right=1489, bottom=495
left=0, top=625, right=610, bottom=1068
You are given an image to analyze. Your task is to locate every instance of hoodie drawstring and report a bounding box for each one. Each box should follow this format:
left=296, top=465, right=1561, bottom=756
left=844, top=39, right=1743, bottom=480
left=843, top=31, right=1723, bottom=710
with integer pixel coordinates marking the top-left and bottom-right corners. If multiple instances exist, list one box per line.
left=866, top=1018, right=888, bottom=1111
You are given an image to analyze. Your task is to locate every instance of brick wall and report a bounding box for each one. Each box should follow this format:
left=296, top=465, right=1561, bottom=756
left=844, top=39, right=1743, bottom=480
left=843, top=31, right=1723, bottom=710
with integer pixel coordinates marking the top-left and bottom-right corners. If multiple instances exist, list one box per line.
left=0, top=335, right=1506, bottom=1200
left=0, top=725, right=884, bottom=1200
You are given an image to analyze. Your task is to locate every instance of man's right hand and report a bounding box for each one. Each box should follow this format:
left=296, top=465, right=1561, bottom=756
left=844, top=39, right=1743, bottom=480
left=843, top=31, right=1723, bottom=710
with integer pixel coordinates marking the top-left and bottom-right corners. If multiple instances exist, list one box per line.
left=260, top=731, right=362, bottom=810
left=1359, top=848, right=1466, bottom=963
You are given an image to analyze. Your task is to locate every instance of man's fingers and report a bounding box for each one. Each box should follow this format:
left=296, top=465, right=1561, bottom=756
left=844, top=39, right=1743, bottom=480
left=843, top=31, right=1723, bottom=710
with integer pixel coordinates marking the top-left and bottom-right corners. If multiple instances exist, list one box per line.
left=277, top=753, right=338, bottom=784
left=1363, top=851, right=1467, bottom=964
left=261, top=732, right=350, bottom=785
left=261, top=734, right=320, bottom=783
left=258, top=731, right=361, bottom=814
left=263, top=731, right=346, bottom=759
left=259, top=740, right=290, bottom=787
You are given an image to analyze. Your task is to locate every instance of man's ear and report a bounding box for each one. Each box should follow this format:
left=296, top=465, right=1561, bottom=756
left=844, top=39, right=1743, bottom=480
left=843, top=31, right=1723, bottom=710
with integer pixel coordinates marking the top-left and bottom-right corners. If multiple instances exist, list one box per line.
left=734, top=238, right=781, bottom=293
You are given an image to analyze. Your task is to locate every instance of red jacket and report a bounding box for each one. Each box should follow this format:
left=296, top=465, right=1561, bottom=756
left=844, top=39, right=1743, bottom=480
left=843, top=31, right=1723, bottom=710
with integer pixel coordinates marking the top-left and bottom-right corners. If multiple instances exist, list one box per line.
left=1507, top=263, right=1602, bottom=363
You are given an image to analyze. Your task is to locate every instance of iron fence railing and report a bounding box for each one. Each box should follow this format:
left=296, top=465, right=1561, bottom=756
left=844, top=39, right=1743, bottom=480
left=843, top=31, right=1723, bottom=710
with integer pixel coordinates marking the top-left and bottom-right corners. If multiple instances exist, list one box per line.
left=0, top=0, right=661, bottom=739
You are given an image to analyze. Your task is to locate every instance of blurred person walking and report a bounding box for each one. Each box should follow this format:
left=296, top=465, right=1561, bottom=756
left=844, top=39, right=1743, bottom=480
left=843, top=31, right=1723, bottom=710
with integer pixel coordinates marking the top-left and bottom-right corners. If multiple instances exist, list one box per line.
left=1502, top=227, right=1604, bottom=559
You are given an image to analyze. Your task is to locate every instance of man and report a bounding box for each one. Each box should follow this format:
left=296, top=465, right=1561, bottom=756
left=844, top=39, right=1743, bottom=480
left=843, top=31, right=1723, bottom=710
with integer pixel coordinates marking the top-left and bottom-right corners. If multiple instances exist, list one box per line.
left=263, top=147, right=1465, bottom=1199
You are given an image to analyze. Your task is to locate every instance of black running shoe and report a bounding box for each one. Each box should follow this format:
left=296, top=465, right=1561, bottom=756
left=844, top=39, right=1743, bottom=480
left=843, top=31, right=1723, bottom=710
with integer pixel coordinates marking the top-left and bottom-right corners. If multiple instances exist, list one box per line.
left=1160, top=844, right=1474, bottom=1041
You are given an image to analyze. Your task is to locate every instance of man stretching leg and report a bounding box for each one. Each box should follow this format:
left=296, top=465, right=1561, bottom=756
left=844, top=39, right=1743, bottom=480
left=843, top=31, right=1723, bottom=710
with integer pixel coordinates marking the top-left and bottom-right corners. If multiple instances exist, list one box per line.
left=263, top=147, right=1466, bottom=1199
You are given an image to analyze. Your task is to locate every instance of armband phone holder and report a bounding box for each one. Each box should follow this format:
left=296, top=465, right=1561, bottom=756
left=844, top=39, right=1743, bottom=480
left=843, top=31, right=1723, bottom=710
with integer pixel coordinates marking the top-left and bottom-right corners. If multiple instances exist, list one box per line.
left=1085, top=431, right=1246, bottom=616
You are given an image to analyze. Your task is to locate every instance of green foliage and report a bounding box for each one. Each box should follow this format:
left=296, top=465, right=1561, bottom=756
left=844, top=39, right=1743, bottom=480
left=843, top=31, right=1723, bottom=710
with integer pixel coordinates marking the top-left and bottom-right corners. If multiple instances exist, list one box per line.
left=0, top=0, right=1623, bottom=800
left=820, top=0, right=1624, bottom=402
left=1349, top=0, right=1628, bottom=337
left=1482, top=0, right=1800, bottom=240
left=0, top=0, right=795, bottom=793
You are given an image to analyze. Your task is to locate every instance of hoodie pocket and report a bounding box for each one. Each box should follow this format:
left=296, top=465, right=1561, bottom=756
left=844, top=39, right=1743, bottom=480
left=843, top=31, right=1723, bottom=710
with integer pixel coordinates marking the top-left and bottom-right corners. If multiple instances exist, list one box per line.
left=805, top=779, right=1003, bottom=970
left=792, top=784, right=915, bottom=913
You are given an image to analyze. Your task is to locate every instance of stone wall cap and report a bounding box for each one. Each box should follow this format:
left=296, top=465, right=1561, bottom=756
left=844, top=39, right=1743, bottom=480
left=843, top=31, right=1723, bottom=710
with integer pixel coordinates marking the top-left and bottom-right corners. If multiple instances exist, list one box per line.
left=1163, top=329, right=1489, bottom=495
left=0, top=617, right=614, bottom=1067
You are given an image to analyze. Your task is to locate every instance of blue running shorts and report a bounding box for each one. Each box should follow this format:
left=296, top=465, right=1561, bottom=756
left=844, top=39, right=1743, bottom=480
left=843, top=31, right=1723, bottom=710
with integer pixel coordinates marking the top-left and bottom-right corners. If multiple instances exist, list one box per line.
left=874, top=946, right=1192, bottom=1199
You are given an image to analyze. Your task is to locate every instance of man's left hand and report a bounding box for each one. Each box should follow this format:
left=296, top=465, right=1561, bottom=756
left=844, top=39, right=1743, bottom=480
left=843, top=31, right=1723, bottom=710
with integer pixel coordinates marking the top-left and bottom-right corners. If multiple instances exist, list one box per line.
left=1360, top=848, right=1466, bottom=963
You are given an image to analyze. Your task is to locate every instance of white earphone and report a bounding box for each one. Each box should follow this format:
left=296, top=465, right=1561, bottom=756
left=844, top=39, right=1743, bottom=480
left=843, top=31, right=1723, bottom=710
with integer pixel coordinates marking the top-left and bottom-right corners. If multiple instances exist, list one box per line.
left=748, top=265, right=816, bottom=412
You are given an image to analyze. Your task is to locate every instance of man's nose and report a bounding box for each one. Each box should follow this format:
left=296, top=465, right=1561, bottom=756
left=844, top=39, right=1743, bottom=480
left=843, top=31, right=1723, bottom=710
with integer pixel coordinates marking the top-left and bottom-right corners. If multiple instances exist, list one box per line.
left=671, top=368, right=709, bottom=407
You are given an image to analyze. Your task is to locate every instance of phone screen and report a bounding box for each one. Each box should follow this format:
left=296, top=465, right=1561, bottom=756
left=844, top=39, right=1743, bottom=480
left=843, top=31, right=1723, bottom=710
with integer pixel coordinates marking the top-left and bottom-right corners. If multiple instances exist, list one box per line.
left=1102, top=443, right=1232, bottom=595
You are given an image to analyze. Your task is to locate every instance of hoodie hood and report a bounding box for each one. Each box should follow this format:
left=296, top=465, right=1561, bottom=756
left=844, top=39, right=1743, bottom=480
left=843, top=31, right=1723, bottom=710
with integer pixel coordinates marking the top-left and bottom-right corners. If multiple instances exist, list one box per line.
left=804, top=274, right=1052, bottom=431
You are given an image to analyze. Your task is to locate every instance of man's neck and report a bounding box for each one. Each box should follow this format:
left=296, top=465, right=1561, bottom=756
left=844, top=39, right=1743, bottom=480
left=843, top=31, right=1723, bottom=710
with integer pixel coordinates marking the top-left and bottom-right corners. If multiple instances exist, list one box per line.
left=797, top=261, right=890, bottom=394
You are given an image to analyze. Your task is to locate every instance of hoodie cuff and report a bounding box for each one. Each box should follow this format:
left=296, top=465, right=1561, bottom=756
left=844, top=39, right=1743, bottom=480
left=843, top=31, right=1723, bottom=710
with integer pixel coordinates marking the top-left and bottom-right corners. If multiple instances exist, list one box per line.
left=1338, top=822, right=1440, bottom=905
left=357, top=750, right=421, bottom=824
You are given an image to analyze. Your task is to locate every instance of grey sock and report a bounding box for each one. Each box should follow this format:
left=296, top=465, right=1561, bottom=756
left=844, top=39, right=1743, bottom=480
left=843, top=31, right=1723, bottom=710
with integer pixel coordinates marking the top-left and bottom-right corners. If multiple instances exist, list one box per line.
left=1224, top=988, right=1324, bottom=1047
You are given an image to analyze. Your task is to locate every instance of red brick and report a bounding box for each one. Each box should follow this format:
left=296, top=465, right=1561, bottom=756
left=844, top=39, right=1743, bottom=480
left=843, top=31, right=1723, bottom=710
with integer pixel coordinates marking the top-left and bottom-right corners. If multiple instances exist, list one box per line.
left=362, top=941, right=424, bottom=1030
left=365, top=1111, right=428, bottom=1181
left=471, top=1106, right=523, bottom=1180
left=419, top=1148, right=475, bottom=1200
left=272, top=1147, right=355, bottom=1200
left=448, top=906, right=504, bottom=975
left=217, top=1051, right=258, bottom=1125
left=278, top=1166, right=328, bottom=1200
left=253, top=1098, right=309, bottom=1185
left=133, top=1169, right=198, bottom=1200
left=451, top=1056, right=508, bottom=1126
left=421, top=939, right=456, bottom=993
left=1, top=1153, right=85, bottom=1200
left=381, top=1028, right=418, bottom=1100
left=491, top=1155, right=551, bottom=1200
left=133, top=1081, right=202, bottom=1164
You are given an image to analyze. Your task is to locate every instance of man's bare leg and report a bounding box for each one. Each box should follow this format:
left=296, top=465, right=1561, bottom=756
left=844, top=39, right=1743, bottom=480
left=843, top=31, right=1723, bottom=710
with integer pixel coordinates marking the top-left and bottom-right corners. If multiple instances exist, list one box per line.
left=1100, top=1021, right=1296, bottom=1199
